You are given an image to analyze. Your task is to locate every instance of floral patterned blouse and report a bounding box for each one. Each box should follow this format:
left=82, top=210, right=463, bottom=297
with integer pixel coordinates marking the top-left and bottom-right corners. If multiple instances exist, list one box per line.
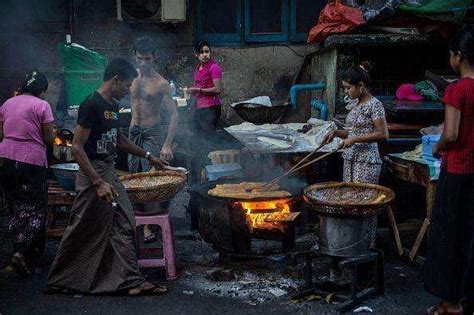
left=342, top=97, right=386, bottom=164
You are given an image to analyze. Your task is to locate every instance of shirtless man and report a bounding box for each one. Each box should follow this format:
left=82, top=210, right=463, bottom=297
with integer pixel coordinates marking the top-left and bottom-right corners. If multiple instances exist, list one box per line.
left=128, top=36, right=178, bottom=242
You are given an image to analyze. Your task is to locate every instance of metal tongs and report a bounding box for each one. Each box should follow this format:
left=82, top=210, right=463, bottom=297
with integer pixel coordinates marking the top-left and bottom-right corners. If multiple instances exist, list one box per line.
left=263, top=139, right=343, bottom=188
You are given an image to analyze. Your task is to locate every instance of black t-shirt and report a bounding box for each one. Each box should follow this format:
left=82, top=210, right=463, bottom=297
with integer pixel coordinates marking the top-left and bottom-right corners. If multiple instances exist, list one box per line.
left=76, top=92, right=120, bottom=160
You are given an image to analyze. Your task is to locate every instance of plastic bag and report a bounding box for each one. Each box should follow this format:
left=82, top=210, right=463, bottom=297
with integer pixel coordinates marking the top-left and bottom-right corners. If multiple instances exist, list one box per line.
left=399, top=0, right=472, bottom=22
left=307, top=0, right=365, bottom=44
left=363, top=0, right=401, bottom=22
left=415, top=80, right=440, bottom=101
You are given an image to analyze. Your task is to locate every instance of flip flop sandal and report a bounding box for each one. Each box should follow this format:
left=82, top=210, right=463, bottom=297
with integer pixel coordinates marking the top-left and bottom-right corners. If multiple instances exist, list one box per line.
left=43, top=286, right=74, bottom=295
left=427, top=304, right=463, bottom=315
left=144, top=233, right=157, bottom=243
left=11, top=255, right=31, bottom=278
left=128, top=284, right=168, bottom=296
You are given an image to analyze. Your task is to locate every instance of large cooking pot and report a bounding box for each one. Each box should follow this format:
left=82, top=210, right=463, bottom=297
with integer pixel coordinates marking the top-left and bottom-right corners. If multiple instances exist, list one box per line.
left=233, top=102, right=289, bottom=125
left=304, top=182, right=395, bottom=257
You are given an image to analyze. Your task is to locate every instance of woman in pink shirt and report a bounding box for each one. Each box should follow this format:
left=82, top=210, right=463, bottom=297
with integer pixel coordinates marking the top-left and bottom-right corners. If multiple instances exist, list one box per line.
left=186, top=41, right=223, bottom=177
left=0, top=71, right=55, bottom=277
left=187, top=40, right=222, bottom=129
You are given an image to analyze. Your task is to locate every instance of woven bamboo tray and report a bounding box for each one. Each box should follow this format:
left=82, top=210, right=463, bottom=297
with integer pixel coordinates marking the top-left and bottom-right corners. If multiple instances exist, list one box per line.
left=303, top=182, right=395, bottom=218
left=120, top=170, right=186, bottom=203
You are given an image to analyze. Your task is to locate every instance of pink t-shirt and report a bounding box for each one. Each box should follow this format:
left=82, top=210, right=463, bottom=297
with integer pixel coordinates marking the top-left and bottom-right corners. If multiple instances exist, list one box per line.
left=0, top=95, right=54, bottom=167
left=194, top=59, right=222, bottom=109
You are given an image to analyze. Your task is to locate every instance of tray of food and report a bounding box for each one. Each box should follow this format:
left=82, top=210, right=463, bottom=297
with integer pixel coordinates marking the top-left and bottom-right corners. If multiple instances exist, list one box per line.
left=303, top=182, right=395, bottom=218
left=120, top=170, right=187, bottom=203
left=208, top=181, right=292, bottom=200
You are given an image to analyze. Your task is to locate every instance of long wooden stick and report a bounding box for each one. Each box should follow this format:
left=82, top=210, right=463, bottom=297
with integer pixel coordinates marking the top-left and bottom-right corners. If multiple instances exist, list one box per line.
left=387, top=205, right=404, bottom=257
left=261, top=142, right=325, bottom=189
left=266, top=147, right=340, bottom=186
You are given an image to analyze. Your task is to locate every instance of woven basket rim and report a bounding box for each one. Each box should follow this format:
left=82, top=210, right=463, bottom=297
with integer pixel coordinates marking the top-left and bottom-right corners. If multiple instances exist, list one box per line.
left=303, top=181, right=395, bottom=208
left=120, top=170, right=186, bottom=192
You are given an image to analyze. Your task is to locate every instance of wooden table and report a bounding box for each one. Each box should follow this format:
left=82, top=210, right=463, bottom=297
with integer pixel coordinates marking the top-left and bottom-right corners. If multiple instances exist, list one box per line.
left=46, top=181, right=75, bottom=239
left=385, top=154, right=438, bottom=261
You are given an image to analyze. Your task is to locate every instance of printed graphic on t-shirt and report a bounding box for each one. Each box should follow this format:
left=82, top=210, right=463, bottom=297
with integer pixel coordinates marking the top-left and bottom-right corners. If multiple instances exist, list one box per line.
left=97, top=128, right=117, bottom=154
left=104, top=111, right=119, bottom=120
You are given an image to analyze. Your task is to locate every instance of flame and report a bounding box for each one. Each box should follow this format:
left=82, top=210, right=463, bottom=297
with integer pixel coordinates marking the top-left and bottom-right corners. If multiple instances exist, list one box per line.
left=54, top=137, right=73, bottom=147
left=237, top=199, right=291, bottom=231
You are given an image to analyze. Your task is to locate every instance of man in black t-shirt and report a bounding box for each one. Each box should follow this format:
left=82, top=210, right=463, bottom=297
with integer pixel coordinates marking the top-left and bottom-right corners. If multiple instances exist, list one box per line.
left=47, top=58, right=168, bottom=296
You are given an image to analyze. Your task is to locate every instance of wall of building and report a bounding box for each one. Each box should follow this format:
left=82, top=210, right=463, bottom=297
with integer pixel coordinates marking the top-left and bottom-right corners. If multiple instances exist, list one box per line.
left=0, top=0, right=316, bottom=123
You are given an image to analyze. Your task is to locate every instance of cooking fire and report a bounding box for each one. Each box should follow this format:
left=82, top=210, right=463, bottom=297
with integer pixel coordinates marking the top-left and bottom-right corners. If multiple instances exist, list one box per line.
left=236, top=199, right=298, bottom=232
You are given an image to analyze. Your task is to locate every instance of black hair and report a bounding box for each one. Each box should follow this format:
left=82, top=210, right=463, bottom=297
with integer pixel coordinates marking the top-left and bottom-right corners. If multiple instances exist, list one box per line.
left=19, top=70, right=48, bottom=97
left=342, top=61, right=371, bottom=87
left=103, top=58, right=138, bottom=82
left=195, top=40, right=211, bottom=53
left=449, top=27, right=474, bottom=65
left=134, top=36, right=156, bottom=55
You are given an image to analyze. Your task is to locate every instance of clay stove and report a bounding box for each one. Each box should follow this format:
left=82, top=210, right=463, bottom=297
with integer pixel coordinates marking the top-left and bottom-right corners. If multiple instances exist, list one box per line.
left=189, top=181, right=302, bottom=256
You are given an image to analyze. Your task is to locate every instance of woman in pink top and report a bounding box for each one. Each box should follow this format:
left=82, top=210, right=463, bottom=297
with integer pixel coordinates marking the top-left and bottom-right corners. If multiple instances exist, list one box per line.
left=186, top=41, right=223, bottom=177
left=0, top=71, right=55, bottom=277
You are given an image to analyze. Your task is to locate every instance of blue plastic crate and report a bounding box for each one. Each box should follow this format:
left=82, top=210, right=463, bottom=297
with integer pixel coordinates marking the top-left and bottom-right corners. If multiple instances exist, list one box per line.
left=422, top=134, right=441, bottom=160
left=205, top=163, right=243, bottom=182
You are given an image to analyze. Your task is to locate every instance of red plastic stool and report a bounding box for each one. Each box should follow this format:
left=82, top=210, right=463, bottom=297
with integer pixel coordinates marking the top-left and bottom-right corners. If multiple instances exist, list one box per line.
left=135, top=211, right=177, bottom=280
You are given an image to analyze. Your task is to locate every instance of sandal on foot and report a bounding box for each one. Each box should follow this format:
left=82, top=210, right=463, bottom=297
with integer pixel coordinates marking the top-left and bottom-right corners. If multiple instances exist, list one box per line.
left=43, top=286, right=74, bottom=295
left=427, top=303, right=463, bottom=315
left=11, top=254, right=31, bottom=278
left=128, top=283, right=168, bottom=296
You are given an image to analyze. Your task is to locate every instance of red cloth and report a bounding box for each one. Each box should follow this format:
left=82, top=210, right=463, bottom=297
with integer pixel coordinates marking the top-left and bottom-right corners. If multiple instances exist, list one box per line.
left=396, top=83, right=424, bottom=101
left=442, top=78, right=474, bottom=174
left=307, top=0, right=365, bottom=44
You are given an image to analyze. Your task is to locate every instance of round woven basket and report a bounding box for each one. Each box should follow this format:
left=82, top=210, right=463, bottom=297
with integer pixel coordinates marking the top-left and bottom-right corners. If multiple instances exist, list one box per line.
left=120, top=170, right=186, bottom=203
left=303, top=182, right=395, bottom=218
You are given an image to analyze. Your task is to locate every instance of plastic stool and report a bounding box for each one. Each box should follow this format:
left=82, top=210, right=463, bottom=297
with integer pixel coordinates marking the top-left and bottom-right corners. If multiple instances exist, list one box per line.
left=135, top=212, right=177, bottom=280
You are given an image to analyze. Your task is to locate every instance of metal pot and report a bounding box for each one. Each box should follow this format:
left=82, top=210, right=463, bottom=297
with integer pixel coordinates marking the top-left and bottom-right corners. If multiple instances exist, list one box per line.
left=318, top=215, right=373, bottom=257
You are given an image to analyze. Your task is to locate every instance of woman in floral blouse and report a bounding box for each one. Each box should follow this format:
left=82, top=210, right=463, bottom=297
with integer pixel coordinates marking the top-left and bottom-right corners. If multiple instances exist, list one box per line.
left=326, top=63, right=389, bottom=184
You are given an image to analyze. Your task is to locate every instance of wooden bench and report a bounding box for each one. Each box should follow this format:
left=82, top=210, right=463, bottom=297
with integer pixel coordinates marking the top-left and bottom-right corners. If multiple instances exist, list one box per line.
left=46, top=181, right=75, bottom=239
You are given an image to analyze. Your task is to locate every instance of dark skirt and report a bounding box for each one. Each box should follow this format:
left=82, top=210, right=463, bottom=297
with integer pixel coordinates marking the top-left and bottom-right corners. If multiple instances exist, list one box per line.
left=0, top=158, right=47, bottom=265
left=191, top=106, right=222, bottom=177
left=423, top=171, right=474, bottom=300
left=193, top=105, right=221, bottom=135
left=46, top=158, right=145, bottom=294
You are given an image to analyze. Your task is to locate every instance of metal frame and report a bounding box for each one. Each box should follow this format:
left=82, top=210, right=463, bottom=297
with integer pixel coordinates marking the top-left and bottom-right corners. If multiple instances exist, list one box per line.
left=196, top=0, right=243, bottom=45
left=243, top=0, right=289, bottom=43
left=196, top=0, right=317, bottom=46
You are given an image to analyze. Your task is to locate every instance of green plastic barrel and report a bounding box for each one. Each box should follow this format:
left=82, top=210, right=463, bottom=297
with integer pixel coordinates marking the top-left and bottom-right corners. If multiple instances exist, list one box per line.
left=63, top=69, right=104, bottom=109
left=58, top=43, right=107, bottom=70
left=58, top=43, right=107, bottom=108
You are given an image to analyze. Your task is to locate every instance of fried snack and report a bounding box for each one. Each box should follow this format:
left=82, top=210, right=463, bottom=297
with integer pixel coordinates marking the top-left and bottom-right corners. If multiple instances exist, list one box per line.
left=208, top=182, right=292, bottom=199
left=122, top=175, right=181, bottom=190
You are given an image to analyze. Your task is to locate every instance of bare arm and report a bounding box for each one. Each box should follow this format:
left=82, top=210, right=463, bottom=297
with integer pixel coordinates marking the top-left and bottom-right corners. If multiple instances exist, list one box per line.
left=201, top=78, right=222, bottom=95
left=72, top=125, right=104, bottom=186
left=41, top=122, right=56, bottom=145
left=117, top=128, right=148, bottom=158
left=160, top=84, right=178, bottom=160
left=433, top=104, right=461, bottom=157
left=188, top=78, right=222, bottom=95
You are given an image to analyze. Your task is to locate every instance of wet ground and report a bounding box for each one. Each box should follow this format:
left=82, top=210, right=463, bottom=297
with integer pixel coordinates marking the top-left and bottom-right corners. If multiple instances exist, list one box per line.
left=0, top=189, right=437, bottom=314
